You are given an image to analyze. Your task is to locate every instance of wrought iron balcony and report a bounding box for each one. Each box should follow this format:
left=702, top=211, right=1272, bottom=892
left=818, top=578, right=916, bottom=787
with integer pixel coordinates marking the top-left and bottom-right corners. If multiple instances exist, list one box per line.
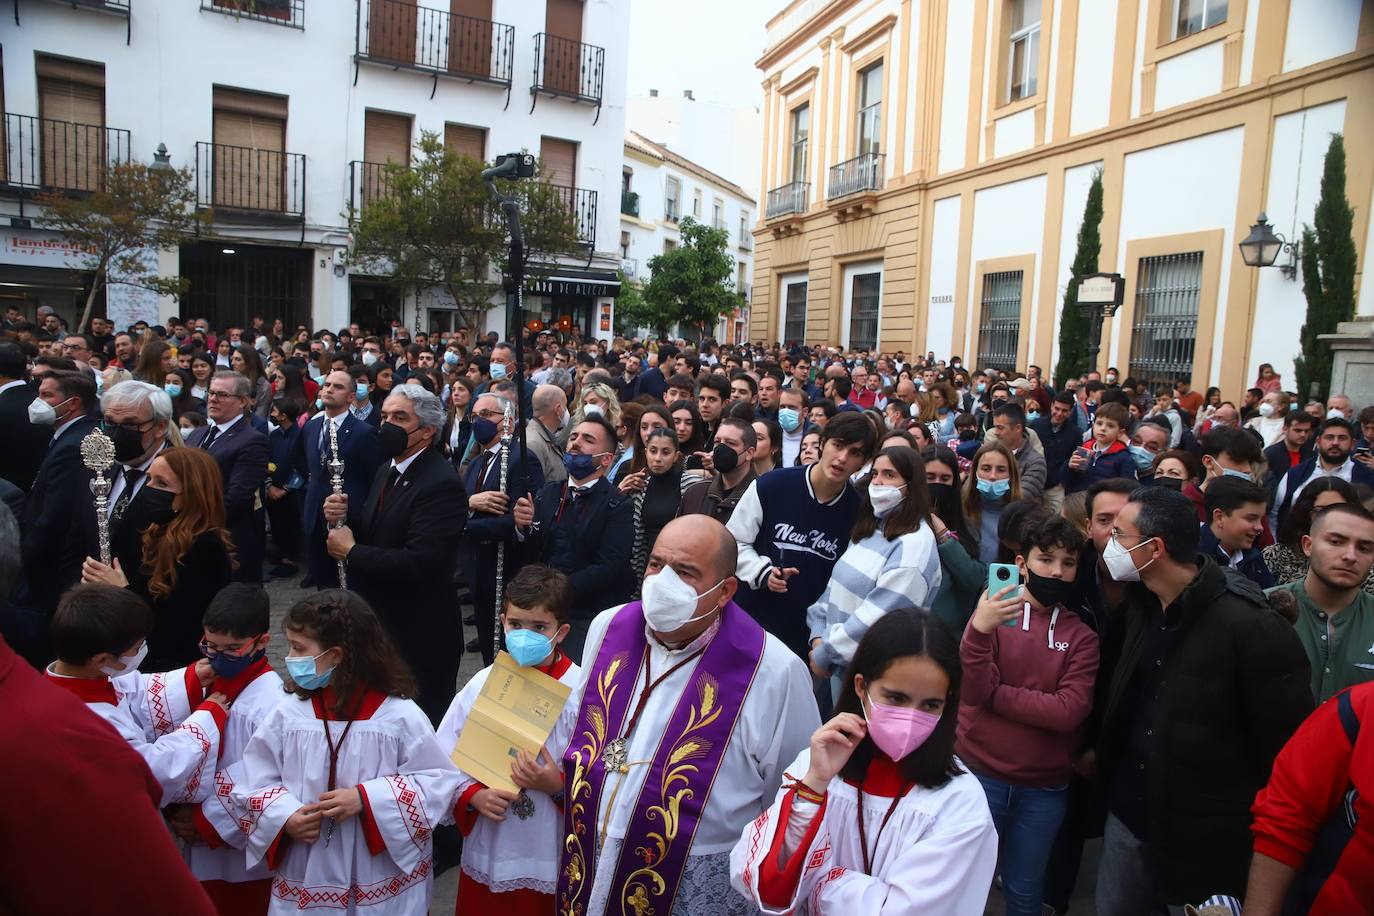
left=766, top=181, right=808, bottom=220
left=0, top=113, right=131, bottom=193
left=347, top=159, right=402, bottom=213
left=552, top=185, right=597, bottom=247
left=827, top=152, right=885, bottom=200
left=40, top=0, right=129, bottom=12
left=740, top=231, right=754, bottom=251
left=620, top=189, right=639, bottom=217
left=530, top=33, right=605, bottom=121
left=356, top=0, right=515, bottom=88
left=195, top=141, right=305, bottom=219
left=664, top=203, right=680, bottom=224
left=202, top=0, right=303, bottom=29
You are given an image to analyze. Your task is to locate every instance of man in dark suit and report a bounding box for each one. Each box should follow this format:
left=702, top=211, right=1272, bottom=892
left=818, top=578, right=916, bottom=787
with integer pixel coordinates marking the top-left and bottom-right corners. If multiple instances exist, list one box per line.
left=265, top=397, right=306, bottom=578
left=1262, top=409, right=1315, bottom=504
left=20, top=370, right=99, bottom=614
left=461, top=392, right=543, bottom=665
left=293, top=370, right=382, bottom=589
left=185, top=371, right=270, bottom=583
left=323, top=386, right=467, bottom=725
left=512, top=414, right=633, bottom=662
left=0, top=341, right=48, bottom=493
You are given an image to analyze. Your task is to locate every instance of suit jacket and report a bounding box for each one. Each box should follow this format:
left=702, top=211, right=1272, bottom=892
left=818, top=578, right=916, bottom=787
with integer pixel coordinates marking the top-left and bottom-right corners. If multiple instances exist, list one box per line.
left=522, top=475, right=633, bottom=621
left=186, top=418, right=270, bottom=528
left=268, top=422, right=304, bottom=489
left=524, top=418, right=567, bottom=484
left=462, top=441, right=544, bottom=549
left=22, top=415, right=99, bottom=607
left=293, top=412, right=382, bottom=535
left=0, top=382, right=48, bottom=493
left=1262, top=438, right=1313, bottom=503
left=346, top=447, right=468, bottom=666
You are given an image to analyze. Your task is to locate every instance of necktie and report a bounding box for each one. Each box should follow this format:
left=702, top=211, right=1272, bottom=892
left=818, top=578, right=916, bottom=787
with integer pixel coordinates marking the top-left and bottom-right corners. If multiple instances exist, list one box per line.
left=200, top=425, right=220, bottom=450
left=478, top=451, right=496, bottom=490
left=377, top=468, right=402, bottom=512
left=110, top=468, right=142, bottom=520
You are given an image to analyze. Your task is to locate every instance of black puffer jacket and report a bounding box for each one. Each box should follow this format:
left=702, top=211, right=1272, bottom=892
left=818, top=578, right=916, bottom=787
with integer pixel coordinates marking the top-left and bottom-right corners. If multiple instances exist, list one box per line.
left=1094, top=556, right=1313, bottom=902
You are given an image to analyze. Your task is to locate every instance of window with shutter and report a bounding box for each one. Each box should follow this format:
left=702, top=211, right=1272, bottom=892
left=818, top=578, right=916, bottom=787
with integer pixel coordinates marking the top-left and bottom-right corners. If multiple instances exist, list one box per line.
left=212, top=87, right=287, bottom=211
left=364, top=111, right=411, bottom=164
left=444, top=123, right=486, bottom=163
left=36, top=56, right=105, bottom=192
left=540, top=137, right=577, bottom=187
left=367, top=0, right=418, bottom=63
left=543, top=0, right=584, bottom=94
left=449, top=0, right=494, bottom=78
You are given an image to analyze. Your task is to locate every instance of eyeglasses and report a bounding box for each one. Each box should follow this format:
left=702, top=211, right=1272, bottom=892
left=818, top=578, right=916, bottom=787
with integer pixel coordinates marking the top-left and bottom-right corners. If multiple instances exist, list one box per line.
left=475, top=408, right=505, bottom=419
left=197, top=633, right=263, bottom=657
left=103, top=419, right=154, bottom=435
left=207, top=390, right=242, bottom=400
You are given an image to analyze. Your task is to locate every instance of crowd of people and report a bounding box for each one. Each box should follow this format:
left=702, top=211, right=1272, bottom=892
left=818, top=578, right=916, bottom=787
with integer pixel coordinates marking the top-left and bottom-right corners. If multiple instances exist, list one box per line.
left=0, top=306, right=1370, bottom=916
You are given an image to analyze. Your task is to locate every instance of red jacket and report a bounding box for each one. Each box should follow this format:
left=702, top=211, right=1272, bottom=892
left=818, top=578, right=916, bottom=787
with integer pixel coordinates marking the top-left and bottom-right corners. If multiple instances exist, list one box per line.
left=1251, top=684, right=1374, bottom=915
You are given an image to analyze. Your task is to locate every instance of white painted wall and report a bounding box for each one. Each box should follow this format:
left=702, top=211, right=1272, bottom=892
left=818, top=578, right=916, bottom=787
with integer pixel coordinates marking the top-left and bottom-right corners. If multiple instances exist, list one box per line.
left=1129, top=0, right=1149, bottom=119
left=964, top=174, right=1048, bottom=363
left=1069, top=0, right=1116, bottom=136
left=993, top=108, right=1036, bottom=158
left=1048, top=161, right=1103, bottom=373
left=840, top=261, right=884, bottom=350
left=1284, top=0, right=1362, bottom=73
left=938, top=0, right=975, bottom=174
left=903, top=0, right=924, bottom=176
left=1154, top=40, right=1224, bottom=111
left=925, top=194, right=962, bottom=357
left=626, top=94, right=762, bottom=198
left=1112, top=127, right=1244, bottom=383
left=1239, top=0, right=1262, bottom=86
left=1251, top=100, right=1348, bottom=383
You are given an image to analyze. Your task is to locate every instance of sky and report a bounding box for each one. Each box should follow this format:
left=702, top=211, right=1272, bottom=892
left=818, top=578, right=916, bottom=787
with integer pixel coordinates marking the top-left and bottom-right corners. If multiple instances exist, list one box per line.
left=626, top=0, right=774, bottom=108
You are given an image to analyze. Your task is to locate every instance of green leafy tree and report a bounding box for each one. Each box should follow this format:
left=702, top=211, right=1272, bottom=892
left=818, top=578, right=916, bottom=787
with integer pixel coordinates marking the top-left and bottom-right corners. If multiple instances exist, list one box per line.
left=38, top=162, right=203, bottom=333
left=612, top=269, right=656, bottom=336
left=640, top=217, right=737, bottom=342
left=1053, top=167, right=1104, bottom=386
left=1294, top=133, right=1358, bottom=401
left=348, top=132, right=582, bottom=335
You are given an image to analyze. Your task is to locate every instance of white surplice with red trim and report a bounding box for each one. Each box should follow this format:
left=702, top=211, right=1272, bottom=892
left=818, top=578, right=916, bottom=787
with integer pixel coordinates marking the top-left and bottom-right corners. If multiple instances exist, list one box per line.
left=188, top=666, right=287, bottom=883
left=434, top=653, right=581, bottom=895
left=43, top=663, right=224, bottom=806
left=232, top=692, right=461, bottom=915
left=729, top=747, right=998, bottom=915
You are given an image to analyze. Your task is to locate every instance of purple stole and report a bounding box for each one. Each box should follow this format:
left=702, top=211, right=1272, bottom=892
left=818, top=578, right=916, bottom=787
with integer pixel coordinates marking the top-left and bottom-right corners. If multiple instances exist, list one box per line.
left=558, top=601, right=766, bottom=916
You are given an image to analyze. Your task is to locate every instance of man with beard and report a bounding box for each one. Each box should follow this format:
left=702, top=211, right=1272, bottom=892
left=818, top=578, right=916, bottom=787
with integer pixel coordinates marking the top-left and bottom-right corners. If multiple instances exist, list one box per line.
left=1272, top=417, right=1374, bottom=531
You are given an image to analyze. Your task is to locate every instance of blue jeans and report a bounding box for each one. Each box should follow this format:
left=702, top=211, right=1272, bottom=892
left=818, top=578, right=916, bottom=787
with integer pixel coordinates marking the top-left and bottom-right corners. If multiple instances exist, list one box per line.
left=975, top=773, right=1069, bottom=916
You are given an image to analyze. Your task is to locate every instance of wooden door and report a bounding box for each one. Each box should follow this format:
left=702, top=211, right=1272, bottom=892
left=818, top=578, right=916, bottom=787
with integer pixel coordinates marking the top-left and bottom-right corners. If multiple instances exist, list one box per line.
left=542, top=0, right=583, bottom=94
left=448, top=0, right=492, bottom=77
left=368, top=0, right=418, bottom=63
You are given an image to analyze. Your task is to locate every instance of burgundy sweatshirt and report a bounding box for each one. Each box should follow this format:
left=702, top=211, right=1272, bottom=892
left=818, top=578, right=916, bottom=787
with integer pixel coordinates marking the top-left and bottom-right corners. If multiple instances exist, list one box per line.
left=955, top=603, right=1100, bottom=787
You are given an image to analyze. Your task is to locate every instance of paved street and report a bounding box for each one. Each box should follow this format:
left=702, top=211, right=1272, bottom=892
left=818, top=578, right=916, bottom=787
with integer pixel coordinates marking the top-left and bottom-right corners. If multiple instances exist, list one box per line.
left=260, top=570, right=1100, bottom=915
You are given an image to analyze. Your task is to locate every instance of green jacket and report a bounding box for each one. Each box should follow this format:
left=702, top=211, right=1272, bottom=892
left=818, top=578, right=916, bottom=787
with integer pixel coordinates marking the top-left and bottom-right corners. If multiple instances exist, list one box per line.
left=1268, top=579, right=1374, bottom=703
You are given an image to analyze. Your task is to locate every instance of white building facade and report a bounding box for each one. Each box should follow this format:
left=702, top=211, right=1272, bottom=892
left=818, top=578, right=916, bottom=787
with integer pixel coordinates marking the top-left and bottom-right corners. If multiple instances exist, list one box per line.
left=620, top=131, right=755, bottom=343
left=1, top=0, right=629, bottom=339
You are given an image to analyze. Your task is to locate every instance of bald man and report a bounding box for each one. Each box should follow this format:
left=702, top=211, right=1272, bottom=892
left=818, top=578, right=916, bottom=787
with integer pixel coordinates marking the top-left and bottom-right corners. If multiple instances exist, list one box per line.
left=527, top=383, right=568, bottom=483
left=556, top=515, right=817, bottom=916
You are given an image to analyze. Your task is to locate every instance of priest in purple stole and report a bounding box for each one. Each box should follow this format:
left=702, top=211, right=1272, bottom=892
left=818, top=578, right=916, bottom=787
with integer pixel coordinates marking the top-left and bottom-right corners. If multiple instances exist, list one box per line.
left=557, top=515, right=818, bottom=916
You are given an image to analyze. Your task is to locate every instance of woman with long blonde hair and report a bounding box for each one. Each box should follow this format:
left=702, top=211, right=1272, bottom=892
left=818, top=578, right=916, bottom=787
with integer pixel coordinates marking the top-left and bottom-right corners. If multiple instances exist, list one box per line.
left=82, top=447, right=236, bottom=669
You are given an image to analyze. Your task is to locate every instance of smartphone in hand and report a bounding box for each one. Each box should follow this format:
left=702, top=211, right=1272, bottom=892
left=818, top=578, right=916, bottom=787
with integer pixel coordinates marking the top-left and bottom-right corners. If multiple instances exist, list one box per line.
left=988, top=563, right=1023, bottom=626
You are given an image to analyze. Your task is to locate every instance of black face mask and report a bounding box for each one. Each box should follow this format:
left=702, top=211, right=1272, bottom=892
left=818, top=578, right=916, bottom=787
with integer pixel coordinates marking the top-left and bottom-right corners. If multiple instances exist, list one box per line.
left=958, top=429, right=977, bottom=441
left=108, top=424, right=150, bottom=465
left=712, top=443, right=740, bottom=474
left=376, top=421, right=413, bottom=458
left=1026, top=569, right=1076, bottom=609
left=926, top=481, right=954, bottom=507
left=122, top=484, right=176, bottom=529
left=1152, top=475, right=1184, bottom=492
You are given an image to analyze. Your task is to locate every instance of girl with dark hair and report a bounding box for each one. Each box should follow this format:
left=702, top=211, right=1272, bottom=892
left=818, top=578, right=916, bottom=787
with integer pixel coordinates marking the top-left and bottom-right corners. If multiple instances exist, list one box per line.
left=234, top=590, right=460, bottom=915
left=730, top=607, right=998, bottom=912
left=753, top=417, right=783, bottom=477
left=923, top=445, right=987, bottom=634
left=190, top=352, right=215, bottom=401
left=616, top=402, right=672, bottom=489
left=230, top=344, right=272, bottom=417
left=807, top=447, right=942, bottom=692
left=796, top=429, right=821, bottom=466
left=628, top=427, right=684, bottom=594
left=163, top=366, right=204, bottom=420
left=668, top=398, right=706, bottom=455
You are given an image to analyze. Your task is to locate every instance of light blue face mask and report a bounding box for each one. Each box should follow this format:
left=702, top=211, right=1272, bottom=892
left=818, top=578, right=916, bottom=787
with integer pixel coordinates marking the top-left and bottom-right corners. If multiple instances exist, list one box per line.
left=505, top=628, right=554, bottom=668
left=165, top=383, right=182, bottom=398
left=490, top=362, right=508, bottom=380
left=444, top=351, right=460, bottom=367
left=284, top=652, right=334, bottom=690
left=315, top=397, right=323, bottom=410
left=1026, top=411, right=1040, bottom=422
left=976, top=477, right=1011, bottom=499
left=777, top=407, right=801, bottom=433
left=1220, top=466, right=1251, bottom=480
left=356, top=382, right=369, bottom=401
left=1128, top=444, right=1155, bottom=473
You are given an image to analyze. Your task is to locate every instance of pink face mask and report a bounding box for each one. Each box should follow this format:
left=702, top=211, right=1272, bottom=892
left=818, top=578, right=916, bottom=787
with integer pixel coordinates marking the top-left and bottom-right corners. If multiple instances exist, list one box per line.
left=863, top=691, right=941, bottom=760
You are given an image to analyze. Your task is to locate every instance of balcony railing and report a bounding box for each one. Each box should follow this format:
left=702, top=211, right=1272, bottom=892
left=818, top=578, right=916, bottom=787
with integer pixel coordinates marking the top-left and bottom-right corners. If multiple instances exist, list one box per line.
left=531, top=33, right=604, bottom=107
left=202, top=0, right=304, bottom=29
left=552, top=184, right=597, bottom=246
left=195, top=141, right=305, bottom=219
left=0, top=113, right=131, bottom=193
left=358, top=0, right=514, bottom=87
left=348, top=159, right=401, bottom=213
left=740, top=232, right=754, bottom=251
left=42, top=0, right=130, bottom=12
left=620, top=189, right=639, bottom=217
left=827, top=152, right=885, bottom=200
left=766, top=181, right=809, bottom=220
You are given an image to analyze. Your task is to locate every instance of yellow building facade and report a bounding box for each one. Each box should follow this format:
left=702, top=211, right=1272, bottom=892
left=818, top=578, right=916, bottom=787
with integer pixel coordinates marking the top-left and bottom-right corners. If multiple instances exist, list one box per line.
left=751, top=0, right=1374, bottom=395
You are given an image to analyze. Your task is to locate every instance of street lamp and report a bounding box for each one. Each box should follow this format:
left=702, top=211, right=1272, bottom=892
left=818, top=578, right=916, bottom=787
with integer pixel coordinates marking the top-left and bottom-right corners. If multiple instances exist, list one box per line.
left=1239, top=211, right=1299, bottom=280
left=151, top=143, right=173, bottom=173
left=1077, top=272, right=1125, bottom=376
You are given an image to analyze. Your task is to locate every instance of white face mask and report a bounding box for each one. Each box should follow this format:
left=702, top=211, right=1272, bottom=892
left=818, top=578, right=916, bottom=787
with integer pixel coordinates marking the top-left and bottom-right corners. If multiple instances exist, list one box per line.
left=27, top=397, right=57, bottom=425
left=362, top=351, right=379, bottom=367
left=583, top=403, right=604, bottom=418
left=868, top=483, right=906, bottom=517
left=1258, top=403, right=1275, bottom=418
left=641, top=565, right=724, bottom=632
left=99, top=641, right=148, bottom=677
left=1102, top=535, right=1156, bottom=583
left=1327, top=408, right=1346, bottom=420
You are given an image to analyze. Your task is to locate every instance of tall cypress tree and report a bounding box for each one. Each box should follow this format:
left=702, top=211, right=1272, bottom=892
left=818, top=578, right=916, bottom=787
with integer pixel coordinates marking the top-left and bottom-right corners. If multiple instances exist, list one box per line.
left=1293, top=133, right=1357, bottom=401
left=1053, top=168, right=1104, bottom=386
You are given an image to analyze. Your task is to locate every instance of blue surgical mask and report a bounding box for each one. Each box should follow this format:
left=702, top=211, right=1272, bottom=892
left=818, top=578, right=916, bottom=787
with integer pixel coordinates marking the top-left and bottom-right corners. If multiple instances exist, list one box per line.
left=563, top=451, right=604, bottom=480
left=315, top=397, right=323, bottom=410
left=356, top=382, right=369, bottom=401
left=976, top=476, right=1011, bottom=499
left=505, top=628, right=554, bottom=668
left=490, top=362, right=508, bottom=380
left=207, top=643, right=266, bottom=679
left=444, top=351, right=460, bottom=367
left=1221, top=466, right=1251, bottom=480
left=1026, top=410, right=1040, bottom=422
left=164, top=383, right=182, bottom=398
left=284, top=652, right=334, bottom=690
left=976, top=382, right=987, bottom=394
left=1128, top=444, right=1155, bottom=473
left=777, top=407, right=801, bottom=433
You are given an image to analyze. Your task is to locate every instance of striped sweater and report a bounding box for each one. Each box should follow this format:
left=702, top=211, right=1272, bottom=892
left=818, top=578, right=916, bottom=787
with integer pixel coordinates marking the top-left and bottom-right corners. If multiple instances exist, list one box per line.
left=806, top=523, right=943, bottom=675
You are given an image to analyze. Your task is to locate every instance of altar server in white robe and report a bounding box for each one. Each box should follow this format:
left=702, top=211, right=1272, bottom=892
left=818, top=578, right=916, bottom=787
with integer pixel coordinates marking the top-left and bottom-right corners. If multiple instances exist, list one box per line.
left=42, top=583, right=225, bottom=806
left=731, top=607, right=998, bottom=915
left=556, top=515, right=819, bottom=916
left=234, top=590, right=460, bottom=916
